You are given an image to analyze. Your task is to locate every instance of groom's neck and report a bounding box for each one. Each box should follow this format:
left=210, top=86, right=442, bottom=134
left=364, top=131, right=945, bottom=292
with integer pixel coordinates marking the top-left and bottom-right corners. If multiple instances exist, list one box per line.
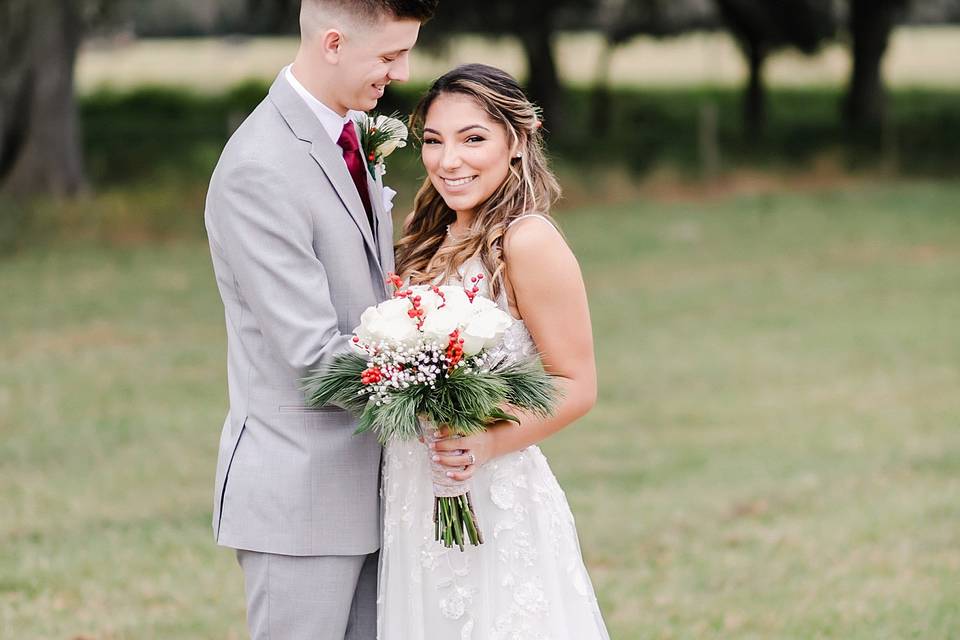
left=291, top=56, right=348, bottom=117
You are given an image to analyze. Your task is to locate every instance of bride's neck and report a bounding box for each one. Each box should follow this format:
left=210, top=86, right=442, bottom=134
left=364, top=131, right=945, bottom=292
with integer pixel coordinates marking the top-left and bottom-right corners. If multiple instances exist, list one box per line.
left=447, top=210, right=475, bottom=237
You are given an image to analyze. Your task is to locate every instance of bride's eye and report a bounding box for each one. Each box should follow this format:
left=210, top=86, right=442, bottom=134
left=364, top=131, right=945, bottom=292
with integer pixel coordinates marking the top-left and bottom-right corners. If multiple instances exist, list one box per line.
left=466, top=135, right=485, bottom=143
left=423, top=138, right=441, bottom=145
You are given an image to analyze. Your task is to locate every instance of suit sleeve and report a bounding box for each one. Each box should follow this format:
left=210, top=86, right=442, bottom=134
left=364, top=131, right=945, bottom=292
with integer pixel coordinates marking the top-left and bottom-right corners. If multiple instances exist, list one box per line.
left=209, top=160, right=352, bottom=374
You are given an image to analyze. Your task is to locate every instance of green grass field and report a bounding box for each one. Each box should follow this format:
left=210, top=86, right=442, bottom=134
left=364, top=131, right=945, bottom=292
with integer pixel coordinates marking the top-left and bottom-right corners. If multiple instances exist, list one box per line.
left=2, top=182, right=959, bottom=638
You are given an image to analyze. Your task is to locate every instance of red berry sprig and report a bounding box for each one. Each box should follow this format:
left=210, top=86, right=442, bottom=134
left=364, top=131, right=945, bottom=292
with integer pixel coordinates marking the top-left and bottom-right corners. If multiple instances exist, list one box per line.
left=406, top=294, right=426, bottom=329
left=386, top=272, right=405, bottom=294
left=351, top=335, right=376, bottom=356
left=360, top=366, right=384, bottom=385
left=432, top=285, right=446, bottom=307
left=464, top=273, right=483, bottom=302
left=446, top=329, right=465, bottom=368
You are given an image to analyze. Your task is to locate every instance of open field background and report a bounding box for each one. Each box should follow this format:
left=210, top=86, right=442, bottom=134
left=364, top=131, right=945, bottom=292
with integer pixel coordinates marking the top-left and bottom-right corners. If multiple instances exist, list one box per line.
left=2, top=181, right=959, bottom=638
left=2, top=20, right=958, bottom=640
left=76, top=28, right=960, bottom=94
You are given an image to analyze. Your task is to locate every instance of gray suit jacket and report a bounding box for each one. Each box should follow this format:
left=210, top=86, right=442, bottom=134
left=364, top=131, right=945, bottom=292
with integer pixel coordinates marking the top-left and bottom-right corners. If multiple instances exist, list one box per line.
left=204, top=73, right=395, bottom=556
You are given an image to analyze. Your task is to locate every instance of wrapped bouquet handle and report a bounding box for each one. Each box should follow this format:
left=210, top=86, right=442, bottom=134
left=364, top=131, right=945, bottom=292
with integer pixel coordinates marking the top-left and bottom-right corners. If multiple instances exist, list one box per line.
left=419, top=416, right=483, bottom=548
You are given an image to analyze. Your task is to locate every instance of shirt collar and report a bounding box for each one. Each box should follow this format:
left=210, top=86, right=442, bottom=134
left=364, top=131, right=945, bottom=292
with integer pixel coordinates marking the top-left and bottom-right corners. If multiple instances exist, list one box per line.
left=283, top=65, right=359, bottom=144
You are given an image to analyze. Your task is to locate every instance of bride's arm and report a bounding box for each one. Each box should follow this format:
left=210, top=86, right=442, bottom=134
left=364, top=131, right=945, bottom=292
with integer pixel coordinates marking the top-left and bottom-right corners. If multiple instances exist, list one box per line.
left=432, top=217, right=597, bottom=479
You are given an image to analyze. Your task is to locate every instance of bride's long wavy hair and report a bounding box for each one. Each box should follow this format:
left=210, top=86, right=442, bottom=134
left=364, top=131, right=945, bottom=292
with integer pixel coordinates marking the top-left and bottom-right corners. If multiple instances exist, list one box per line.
left=394, top=64, right=561, bottom=299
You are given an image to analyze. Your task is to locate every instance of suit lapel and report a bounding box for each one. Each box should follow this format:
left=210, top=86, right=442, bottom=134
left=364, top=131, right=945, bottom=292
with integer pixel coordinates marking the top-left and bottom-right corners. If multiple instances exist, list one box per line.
left=268, top=75, right=382, bottom=275
left=365, top=170, right=389, bottom=268
left=356, top=116, right=396, bottom=282
left=308, top=138, right=380, bottom=266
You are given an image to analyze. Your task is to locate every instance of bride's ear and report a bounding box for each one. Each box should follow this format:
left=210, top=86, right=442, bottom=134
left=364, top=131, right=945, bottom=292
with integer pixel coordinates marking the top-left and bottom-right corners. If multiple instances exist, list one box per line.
left=509, top=134, right=524, bottom=162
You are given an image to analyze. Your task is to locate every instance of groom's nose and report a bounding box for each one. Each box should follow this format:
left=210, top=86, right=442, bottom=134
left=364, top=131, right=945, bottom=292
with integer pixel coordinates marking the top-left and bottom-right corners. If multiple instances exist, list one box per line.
left=387, top=53, right=410, bottom=83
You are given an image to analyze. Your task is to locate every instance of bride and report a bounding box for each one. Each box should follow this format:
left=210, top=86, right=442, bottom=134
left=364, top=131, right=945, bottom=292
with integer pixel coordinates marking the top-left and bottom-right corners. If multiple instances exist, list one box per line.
left=379, top=64, right=610, bottom=639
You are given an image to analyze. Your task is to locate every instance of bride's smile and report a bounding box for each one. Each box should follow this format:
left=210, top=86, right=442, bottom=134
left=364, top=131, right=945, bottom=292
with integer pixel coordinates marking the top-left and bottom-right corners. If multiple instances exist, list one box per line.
left=440, top=175, right=478, bottom=188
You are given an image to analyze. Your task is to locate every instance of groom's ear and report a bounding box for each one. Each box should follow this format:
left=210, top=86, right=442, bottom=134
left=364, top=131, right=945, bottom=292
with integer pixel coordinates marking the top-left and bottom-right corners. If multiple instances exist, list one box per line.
left=320, top=29, right=345, bottom=63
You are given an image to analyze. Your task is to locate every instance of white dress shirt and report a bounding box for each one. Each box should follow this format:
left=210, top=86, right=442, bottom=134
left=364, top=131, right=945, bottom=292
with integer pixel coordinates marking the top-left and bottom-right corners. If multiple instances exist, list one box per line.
left=284, top=65, right=360, bottom=144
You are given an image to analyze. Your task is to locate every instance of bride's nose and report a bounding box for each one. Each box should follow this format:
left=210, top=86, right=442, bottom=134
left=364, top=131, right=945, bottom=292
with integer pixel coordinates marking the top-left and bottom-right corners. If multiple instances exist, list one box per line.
left=440, top=144, right=462, bottom=172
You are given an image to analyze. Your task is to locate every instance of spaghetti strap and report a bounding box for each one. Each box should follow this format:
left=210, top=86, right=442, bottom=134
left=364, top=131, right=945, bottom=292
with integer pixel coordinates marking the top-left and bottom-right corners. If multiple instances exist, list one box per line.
left=507, top=213, right=556, bottom=230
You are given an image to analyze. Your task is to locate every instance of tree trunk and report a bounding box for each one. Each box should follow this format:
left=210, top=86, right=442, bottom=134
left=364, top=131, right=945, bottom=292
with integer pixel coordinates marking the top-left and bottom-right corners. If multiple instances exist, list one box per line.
left=588, top=38, right=615, bottom=136
left=844, top=0, right=904, bottom=129
left=743, top=37, right=767, bottom=138
left=518, top=24, right=564, bottom=131
left=1, top=0, right=86, bottom=197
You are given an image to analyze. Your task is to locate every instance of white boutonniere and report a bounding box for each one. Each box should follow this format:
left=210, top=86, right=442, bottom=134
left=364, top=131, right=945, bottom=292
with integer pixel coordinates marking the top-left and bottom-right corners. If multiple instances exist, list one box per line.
left=355, top=112, right=408, bottom=179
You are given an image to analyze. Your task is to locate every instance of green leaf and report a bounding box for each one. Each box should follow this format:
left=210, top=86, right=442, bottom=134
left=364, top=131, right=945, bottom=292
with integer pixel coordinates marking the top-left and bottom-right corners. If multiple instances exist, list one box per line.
left=488, top=406, right=521, bottom=424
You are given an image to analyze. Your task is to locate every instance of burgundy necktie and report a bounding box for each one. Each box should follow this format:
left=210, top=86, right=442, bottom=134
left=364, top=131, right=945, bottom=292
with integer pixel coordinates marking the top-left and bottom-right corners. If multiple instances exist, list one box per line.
left=336, top=121, right=374, bottom=229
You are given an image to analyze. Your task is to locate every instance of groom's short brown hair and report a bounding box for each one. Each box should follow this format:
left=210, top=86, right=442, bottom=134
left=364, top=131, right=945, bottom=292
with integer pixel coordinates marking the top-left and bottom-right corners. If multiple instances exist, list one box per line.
left=309, top=0, right=438, bottom=23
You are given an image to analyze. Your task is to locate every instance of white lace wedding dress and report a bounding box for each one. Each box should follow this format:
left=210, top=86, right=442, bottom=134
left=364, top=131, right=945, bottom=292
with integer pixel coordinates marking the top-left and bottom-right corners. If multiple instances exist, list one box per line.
left=377, top=232, right=610, bottom=640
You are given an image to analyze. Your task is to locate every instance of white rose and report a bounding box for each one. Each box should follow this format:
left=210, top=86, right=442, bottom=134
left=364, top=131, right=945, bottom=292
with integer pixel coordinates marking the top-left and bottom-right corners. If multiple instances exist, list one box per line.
left=421, top=306, right=461, bottom=346
left=379, top=298, right=420, bottom=345
left=469, top=295, right=497, bottom=313
left=461, top=307, right=513, bottom=356
left=355, top=306, right=384, bottom=343
left=355, top=298, right=418, bottom=346
left=437, top=286, right=473, bottom=321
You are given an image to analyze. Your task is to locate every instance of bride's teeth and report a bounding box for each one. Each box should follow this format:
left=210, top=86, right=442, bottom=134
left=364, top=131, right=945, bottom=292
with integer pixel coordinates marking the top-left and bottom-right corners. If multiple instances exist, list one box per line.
left=445, top=177, right=475, bottom=187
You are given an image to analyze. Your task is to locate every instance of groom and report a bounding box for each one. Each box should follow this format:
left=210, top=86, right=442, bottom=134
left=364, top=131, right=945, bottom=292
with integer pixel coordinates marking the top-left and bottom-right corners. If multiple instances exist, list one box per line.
left=204, top=1, right=437, bottom=638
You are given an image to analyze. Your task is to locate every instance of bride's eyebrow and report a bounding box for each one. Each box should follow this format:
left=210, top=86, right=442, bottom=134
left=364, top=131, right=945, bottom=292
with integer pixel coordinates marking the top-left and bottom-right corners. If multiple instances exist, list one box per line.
left=422, top=125, right=490, bottom=135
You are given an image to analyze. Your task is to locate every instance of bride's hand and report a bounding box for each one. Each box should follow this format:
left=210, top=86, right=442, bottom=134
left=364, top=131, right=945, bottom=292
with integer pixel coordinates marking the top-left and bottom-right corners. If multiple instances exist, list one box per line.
left=429, top=427, right=499, bottom=482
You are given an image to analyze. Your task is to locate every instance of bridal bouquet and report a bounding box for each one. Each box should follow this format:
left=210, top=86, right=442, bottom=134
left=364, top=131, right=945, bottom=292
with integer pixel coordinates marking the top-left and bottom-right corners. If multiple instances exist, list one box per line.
left=302, top=273, right=558, bottom=550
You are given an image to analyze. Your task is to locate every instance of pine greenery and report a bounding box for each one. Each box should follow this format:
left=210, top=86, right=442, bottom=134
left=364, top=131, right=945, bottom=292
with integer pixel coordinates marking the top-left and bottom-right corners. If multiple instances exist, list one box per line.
left=302, top=354, right=559, bottom=444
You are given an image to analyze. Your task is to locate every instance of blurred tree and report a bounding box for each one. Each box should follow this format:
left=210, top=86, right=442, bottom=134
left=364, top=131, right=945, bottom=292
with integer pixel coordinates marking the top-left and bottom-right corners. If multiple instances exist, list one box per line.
left=131, top=0, right=247, bottom=37
left=590, top=0, right=718, bottom=132
left=0, top=0, right=126, bottom=197
left=907, top=0, right=960, bottom=22
left=244, top=0, right=300, bottom=35
left=842, top=0, right=910, bottom=129
left=714, top=0, right=836, bottom=137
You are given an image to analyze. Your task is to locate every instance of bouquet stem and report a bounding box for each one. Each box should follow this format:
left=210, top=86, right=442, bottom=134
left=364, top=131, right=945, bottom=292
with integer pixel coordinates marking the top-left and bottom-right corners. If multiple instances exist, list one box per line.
left=419, top=418, right=483, bottom=551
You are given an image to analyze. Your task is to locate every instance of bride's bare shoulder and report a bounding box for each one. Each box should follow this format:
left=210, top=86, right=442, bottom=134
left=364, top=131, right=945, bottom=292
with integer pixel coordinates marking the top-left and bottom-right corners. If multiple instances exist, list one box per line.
left=503, top=214, right=567, bottom=259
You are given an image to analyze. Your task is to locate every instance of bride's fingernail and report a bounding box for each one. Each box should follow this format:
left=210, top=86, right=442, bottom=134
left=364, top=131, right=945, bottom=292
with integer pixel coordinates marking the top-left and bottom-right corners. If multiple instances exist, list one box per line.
left=445, top=471, right=454, bottom=478
left=431, top=455, right=439, bottom=462
left=433, top=430, right=441, bottom=438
